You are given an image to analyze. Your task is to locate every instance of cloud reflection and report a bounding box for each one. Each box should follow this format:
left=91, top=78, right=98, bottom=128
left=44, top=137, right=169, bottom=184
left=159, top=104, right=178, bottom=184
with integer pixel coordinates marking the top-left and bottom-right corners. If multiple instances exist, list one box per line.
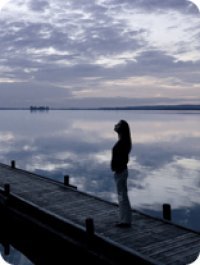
left=129, top=157, right=200, bottom=208
left=0, top=110, right=199, bottom=231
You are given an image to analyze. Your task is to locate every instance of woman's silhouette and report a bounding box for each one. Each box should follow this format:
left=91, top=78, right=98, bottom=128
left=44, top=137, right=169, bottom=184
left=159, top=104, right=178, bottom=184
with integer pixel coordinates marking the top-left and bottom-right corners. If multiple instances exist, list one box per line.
left=111, top=120, right=132, bottom=228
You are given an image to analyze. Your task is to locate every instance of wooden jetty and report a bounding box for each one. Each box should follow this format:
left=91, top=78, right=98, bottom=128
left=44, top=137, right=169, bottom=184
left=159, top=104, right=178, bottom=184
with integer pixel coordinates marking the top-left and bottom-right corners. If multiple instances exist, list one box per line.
left=0, top=162, right=199, bottom=265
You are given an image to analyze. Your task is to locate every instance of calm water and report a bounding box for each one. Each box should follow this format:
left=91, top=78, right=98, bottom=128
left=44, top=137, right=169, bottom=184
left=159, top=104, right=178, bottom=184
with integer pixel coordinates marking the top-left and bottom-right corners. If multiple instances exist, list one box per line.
left=0, top=110, right=199, bottom=264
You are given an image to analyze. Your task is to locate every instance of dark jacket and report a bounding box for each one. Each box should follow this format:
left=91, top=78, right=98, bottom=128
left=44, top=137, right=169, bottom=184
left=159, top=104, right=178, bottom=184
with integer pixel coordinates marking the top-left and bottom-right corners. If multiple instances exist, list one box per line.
left=111, top=139, right=130, bottom=173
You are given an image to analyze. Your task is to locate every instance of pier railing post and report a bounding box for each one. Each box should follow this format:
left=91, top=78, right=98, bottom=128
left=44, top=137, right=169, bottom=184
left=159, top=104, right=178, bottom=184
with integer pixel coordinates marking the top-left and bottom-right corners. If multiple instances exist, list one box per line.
left=3, top=243, right=10, bottom=256
left=85, top=218, right=94, bottom=237
left=4, top=184, right=10, bottom=197
left=1, top=184, right=10, bottom=249
left=64, top=175, right=69, bottom=186
left=163, top=204, right=171, bottom=221
left=11, top=160, right=15, bottom=169
left=63, top=175, right=77, bottom=189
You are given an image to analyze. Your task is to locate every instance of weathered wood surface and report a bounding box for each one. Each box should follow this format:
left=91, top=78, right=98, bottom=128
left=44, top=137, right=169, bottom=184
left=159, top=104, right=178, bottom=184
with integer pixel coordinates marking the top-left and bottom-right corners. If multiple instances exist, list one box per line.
left=0, top=162, right=199, bottom=265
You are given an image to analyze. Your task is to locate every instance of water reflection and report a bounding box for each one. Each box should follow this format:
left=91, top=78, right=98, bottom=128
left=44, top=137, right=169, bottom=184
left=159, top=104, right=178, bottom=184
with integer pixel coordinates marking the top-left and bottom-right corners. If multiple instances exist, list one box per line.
left=0, top=247, right=33, bottom=265
left=0, top=110, right=199, bottom=233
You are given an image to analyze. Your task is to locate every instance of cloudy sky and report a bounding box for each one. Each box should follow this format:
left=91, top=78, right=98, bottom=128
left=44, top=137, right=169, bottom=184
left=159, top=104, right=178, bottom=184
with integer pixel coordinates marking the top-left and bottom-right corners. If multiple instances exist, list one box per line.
left=0, top=0, right=200, bottom=108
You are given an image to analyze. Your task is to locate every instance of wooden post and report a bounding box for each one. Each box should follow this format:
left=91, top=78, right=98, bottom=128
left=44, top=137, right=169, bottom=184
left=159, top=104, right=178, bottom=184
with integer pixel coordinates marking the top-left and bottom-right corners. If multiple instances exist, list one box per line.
left=163, top=204, right=171, bottom=221
left=64, top=175, right=69, bottom=186
left=4, top=184, right=10, bottom=197
left=11, top=160, right=15, bottom=169
left=4, top=243, right=10, bottom=256
left=85, top=218, right=94, bottom=237
left=64, top=175, right=77, bottom=189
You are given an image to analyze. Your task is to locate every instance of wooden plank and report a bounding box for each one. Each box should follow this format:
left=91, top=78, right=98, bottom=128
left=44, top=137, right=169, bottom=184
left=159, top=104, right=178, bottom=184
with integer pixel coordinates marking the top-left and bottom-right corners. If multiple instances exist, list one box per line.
left=165, top=246, right=200, bottom=265
left=161, top=240, right=200, bottom=259
left=111, top=223, right=181, bottom=245
left=140, top=232, right=196, bottom=253
left=146, top=235, right=200, bottom=257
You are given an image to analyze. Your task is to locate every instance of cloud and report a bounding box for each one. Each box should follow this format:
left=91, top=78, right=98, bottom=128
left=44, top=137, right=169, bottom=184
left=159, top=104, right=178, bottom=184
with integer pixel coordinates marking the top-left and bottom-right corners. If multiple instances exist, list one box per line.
left=28, top=0, right=49, bottom=12
left=110, top=0, right=198, bottom=13
left=0, top=0, right=199, bottom=107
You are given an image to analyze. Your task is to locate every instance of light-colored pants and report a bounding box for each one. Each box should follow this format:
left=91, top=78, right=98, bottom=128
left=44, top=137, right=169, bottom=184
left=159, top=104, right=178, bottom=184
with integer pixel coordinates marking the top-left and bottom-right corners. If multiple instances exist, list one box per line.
left=114, top=169, right=132, bottom=224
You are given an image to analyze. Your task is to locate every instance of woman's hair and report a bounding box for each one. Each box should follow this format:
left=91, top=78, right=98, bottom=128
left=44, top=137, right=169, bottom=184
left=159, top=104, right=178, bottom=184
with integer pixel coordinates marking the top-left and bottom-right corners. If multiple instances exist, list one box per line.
left=118, top=120, right=132, bottom=152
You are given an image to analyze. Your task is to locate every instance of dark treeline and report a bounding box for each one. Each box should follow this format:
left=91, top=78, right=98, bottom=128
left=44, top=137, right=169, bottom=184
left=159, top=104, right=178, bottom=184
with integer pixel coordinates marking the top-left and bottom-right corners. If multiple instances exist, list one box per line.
left=0, top=104, right=200, bottom=111
left=98, top=104, right=200, bottom=111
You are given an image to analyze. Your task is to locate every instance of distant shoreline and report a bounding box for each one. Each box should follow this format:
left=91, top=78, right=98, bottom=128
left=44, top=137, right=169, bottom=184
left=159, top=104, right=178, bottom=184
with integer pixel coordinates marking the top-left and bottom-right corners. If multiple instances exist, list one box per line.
left=0, top=104, right=200, bottom=111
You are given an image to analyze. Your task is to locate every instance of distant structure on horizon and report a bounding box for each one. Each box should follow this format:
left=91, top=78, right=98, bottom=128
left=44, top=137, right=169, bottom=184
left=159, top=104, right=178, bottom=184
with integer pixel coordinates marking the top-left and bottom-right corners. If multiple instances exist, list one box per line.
left=30, top=106, right=50, bottom=112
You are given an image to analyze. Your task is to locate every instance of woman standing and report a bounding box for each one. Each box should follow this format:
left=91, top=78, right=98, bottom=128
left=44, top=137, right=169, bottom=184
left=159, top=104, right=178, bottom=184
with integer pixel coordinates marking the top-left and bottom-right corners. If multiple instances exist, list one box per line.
left=111, top=120, right=132, bottom=228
